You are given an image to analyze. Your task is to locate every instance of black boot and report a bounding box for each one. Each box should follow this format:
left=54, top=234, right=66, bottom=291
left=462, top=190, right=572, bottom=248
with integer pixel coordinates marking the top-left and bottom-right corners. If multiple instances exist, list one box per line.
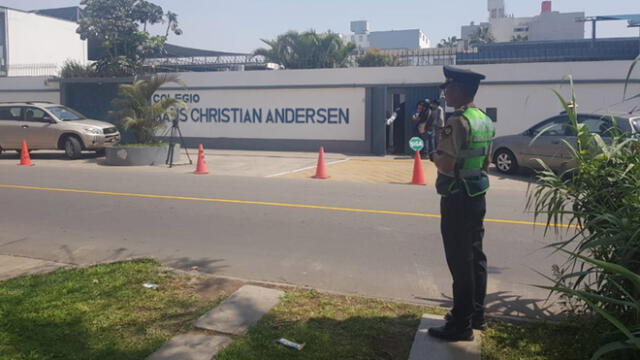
left=444, top=311, right=487, bottom=331
left=428, top=319, right=474, bottom=342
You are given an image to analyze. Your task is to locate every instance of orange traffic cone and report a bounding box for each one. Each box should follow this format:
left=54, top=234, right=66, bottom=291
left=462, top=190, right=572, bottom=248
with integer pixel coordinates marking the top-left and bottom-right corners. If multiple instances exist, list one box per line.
left=18, top=140, right=34, bottom=166
left=194, top=144, right=209, bottom=174
left=312, top=146, right=329, bottom=179
left=411, top=151, right=426, bottom=185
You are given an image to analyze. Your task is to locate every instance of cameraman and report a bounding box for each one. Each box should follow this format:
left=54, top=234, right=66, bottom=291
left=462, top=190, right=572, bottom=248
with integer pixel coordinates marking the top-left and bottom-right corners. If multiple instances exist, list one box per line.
left=411, top=99, right=431, bottom=158
left=427, top=99, right=445, bottom=160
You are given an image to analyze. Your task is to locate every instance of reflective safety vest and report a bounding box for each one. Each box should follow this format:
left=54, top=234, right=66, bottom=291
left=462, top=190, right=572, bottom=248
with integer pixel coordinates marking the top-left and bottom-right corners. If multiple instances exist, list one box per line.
left=436, top=107, right=495, bottom=197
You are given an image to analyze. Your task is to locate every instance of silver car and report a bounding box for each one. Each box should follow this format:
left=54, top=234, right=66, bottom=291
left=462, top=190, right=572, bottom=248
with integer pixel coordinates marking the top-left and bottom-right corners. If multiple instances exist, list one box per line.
left=0, top=102, right=120, bottom=159
left=492, top=111, right=640, bottom=174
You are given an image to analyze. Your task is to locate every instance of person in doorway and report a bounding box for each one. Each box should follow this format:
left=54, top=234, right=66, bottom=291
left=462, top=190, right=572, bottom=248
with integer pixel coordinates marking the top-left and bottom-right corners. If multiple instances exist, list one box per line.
left=411, top=99, right=431, bottom=158
left=425, top=98, right=445, bottom=161
left=428, top=66, right=495, bottom=342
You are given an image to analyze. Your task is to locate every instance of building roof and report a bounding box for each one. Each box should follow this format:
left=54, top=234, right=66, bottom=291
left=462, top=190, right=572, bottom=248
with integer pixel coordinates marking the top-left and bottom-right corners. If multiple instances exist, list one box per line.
left=33, top=6, right=82, bottom=22
left=159, top=44, right=247, bottom=58
left=0, top=5, right=79, bottom=24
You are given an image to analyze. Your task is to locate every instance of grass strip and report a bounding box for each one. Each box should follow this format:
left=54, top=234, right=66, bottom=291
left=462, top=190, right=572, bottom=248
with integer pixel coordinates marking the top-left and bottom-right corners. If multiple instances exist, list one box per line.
left=0, top=259, right=216, bottom=360
left=217, top=289, right=445, bottom=360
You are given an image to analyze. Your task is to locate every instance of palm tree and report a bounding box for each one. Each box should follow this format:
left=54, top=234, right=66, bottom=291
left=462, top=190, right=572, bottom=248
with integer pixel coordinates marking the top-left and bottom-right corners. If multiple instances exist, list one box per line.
left=437, top=36, right=459, bottom=49
left=469, top=26, right=495, bottom=46
left=111, top=74, right=186, bottom=144
left=165, top=11, right=182, bottom=37
left=255, top=30, right=356, bottom=69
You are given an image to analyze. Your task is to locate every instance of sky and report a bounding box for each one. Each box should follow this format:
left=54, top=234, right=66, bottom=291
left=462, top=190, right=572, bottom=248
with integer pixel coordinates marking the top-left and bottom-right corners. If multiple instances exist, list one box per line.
left=2, top=0, right=639, bottom=53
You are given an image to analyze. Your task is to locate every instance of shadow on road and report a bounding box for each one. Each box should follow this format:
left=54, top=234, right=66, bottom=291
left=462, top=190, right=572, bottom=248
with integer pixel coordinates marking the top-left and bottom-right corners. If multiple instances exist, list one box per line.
left=0, top=151, right=101, bottom=160
left=165, top=257, right=229, bottom=274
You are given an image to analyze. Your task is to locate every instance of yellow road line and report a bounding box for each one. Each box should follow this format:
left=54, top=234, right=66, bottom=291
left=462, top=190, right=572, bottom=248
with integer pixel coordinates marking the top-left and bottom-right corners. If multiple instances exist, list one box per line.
left=0, top=184, right=577, bottom=229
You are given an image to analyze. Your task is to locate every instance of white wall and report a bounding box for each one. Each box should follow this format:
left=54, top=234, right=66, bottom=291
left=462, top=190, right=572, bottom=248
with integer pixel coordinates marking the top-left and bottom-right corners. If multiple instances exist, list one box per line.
left=0, top=76, right=60, bottom=102
left=475, top=83, right=632, bottom=136
left=472, top=60, right=635, bottom=136
left=154, top=87, right=367, bottom=141
left=6, top=9, right=87, bottom=77
left=166, top=60, right=632, bottom=88
left=489, top=17, right=531, bottom=42
left=165, top=60, right=635, bottom=139
left=0, top=60, right=635, bottom=145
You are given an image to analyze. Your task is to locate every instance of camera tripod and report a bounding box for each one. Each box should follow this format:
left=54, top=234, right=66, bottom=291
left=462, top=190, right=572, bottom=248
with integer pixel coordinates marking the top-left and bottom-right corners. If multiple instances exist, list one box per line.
left=164, top=120, right=193, bottom=168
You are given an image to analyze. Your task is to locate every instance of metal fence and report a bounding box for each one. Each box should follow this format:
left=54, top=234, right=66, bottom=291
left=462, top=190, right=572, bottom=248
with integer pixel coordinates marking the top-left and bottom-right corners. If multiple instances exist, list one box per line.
left=144, top=55, right=278, bottom=72
left=6, top=63, right=58, bottom=77
left=457, top=38, right=640, bottom=65
left=375, top=38, right=639, bottom=66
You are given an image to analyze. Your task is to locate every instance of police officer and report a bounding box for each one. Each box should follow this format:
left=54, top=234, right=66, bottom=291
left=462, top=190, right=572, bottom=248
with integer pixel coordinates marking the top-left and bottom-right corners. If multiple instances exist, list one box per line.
left=428, top=66, right=495, bottom=342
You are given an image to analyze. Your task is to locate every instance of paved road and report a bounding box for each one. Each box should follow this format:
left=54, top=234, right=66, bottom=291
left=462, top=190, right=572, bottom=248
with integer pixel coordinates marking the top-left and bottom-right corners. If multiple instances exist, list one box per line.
left=0, top=164, right=565, bottom=318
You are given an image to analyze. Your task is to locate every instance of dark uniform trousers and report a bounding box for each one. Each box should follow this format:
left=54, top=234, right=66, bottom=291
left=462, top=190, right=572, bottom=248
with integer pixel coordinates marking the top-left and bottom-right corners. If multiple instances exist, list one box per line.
left=440, top=190, right=487, bottom=323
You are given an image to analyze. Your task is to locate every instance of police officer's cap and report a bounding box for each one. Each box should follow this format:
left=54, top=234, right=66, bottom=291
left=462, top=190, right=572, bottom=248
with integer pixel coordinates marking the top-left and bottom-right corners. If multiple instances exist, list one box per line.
left=439, top=66, right=486, bottom=89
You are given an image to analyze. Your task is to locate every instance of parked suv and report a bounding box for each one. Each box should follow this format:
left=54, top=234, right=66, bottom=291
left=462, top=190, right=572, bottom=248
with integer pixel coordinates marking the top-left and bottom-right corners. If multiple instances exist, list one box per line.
left=0, top=102, right=120, bottom=159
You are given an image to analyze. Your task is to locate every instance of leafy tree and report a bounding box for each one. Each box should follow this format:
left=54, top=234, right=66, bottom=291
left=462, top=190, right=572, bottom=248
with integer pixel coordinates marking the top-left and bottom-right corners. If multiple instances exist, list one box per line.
left=77, top=0, right=182, bottom=77
left=437, top=36, right=459, bottom=49
left=255, top=30, right=356, bottom=69
left=469, top=26, right=494, bottom=46
left=110, top=74, right=186, bottom=144
left=356, top=49, right=400, bottom=67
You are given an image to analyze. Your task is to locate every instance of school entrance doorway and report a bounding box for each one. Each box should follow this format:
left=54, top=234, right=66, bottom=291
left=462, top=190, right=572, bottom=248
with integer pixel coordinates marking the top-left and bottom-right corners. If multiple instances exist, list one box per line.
left=385, top=86, right=441, bottom=155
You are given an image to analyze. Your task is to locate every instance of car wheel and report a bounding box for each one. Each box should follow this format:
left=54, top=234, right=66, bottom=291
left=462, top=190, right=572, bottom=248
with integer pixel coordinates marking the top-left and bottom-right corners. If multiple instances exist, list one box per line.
left=64, top=136, right=83, bottom=159
left=494, top=148, right=518, bottom=174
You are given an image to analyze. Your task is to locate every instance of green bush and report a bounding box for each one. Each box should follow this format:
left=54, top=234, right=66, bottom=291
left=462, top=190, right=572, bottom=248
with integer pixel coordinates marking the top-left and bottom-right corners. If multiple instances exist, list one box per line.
left=109, top=74, right=186, bottom=144
left=528, top=58, right=640, bottom=359
left=59, top=60, right=99, bottom=78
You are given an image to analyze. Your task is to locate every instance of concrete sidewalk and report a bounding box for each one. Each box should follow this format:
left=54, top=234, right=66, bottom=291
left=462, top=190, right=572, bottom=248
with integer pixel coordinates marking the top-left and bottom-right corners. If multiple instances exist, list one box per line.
left=409, top=314, right=481, bottom=360
left=0, top=254, right=69, bottom=281
left=0, top=149, right=347, bottom=178
left=0, top=148, right=531, bottom=190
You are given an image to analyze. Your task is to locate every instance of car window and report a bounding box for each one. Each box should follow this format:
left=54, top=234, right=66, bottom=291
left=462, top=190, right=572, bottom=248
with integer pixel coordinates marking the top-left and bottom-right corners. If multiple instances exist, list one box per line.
left=579, top=115, right=613, bottom=136
left=46, top=106, right=86, bottom=121
left=24, top=107, right=47, bottom=122
left=531, top=116, right=572, bottom=137
left=0, top=106, right=22, bottom=121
